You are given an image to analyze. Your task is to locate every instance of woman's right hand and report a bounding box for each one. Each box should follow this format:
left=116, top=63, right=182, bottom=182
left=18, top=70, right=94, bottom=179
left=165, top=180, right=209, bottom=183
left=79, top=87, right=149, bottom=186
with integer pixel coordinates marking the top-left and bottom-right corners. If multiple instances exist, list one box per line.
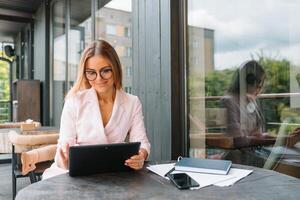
left=57, top=143, right=70, bottom=170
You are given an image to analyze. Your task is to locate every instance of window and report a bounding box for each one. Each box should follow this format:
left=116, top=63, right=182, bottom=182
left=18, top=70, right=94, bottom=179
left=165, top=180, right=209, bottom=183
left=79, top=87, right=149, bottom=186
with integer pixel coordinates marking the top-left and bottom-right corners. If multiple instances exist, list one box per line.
left=124, top=47, right=132, bottom=57
left=124, top=27, right=131, bottom=37
left=51, top=0, right=92, bottom=127
left=106, top=24, right=117, bottom=35
left=126, top=66, right=132, bottom=77
left=187, top=0, right=300, bottom=176
left=125, top=86, right=132, bottom=94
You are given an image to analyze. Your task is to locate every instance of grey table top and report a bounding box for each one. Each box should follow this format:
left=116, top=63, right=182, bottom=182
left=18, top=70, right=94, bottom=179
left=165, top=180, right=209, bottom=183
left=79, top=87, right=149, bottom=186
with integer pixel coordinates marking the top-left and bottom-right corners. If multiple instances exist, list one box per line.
left=16, top=163, right=300, bottom=200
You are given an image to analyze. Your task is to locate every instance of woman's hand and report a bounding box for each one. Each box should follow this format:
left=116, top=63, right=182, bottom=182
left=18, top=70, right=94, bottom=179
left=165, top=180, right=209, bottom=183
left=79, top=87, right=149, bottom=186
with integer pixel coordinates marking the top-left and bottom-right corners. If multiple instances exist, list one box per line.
left=57, top=143, right=70, bottom=170
left=125, top=148, right=148, bottom=170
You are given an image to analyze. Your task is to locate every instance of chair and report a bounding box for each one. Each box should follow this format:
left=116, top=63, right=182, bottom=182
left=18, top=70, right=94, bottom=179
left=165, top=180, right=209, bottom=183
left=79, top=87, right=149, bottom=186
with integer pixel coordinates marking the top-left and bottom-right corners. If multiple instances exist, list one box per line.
left=0, top=121, right=41, bottom=155
left=8, top=130, right=58, bottom=199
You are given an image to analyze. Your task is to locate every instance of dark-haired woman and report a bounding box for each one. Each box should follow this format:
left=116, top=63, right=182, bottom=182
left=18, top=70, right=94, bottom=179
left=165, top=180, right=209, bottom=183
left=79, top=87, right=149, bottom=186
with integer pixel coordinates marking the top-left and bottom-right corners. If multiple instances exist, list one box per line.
left=221, top=60, right=270, bottom=147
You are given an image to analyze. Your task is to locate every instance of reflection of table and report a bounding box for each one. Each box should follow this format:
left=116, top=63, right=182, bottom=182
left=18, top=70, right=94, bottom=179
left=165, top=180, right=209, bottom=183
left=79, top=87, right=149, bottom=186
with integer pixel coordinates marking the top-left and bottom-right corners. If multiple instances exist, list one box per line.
left=16, top=163, right=300, bottom=200
left=191, top=133, right=300, bottom=178
left=246, top=146, right=300, bottom=178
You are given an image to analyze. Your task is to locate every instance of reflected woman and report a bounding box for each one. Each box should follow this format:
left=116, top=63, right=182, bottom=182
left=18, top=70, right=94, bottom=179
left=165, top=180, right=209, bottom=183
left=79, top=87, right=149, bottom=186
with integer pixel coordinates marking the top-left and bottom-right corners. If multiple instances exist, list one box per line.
left=221, top=60, right=270, bottom=147
left=43, top=40, right=150, bottom=179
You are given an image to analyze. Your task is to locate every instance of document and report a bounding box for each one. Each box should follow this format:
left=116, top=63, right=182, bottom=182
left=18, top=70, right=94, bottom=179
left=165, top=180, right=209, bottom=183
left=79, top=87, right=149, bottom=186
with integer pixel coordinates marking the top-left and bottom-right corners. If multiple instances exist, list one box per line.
left=147, top=163, right=253, bottom=189
left=147, top=163, right=176, bottom=177
left=214, top=168, right=253, bottom=187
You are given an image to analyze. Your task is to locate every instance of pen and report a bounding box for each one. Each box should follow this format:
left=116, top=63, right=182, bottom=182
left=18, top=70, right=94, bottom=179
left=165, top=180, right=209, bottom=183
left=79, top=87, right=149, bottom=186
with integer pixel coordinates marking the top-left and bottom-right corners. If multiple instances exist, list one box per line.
left=164, top=167, right=175, bottom=177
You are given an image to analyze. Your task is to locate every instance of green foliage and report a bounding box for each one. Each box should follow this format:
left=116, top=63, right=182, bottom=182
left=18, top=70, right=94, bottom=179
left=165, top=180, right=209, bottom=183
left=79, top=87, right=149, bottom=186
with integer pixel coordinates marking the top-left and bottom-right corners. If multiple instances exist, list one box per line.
left=0, top=60, right=10, bottom=100
left=205, top=69, right=236, bottom=97
left=0, top=51, right=11, bottom=122
left=259, top=57, right=290, bottom=94
left=204, top=69, right=236, bottom=108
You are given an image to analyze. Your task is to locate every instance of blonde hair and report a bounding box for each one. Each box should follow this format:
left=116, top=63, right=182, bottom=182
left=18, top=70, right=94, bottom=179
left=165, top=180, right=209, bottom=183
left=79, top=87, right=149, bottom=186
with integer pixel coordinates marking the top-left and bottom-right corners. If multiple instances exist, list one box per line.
left=67, top=40, right=123, bottom=97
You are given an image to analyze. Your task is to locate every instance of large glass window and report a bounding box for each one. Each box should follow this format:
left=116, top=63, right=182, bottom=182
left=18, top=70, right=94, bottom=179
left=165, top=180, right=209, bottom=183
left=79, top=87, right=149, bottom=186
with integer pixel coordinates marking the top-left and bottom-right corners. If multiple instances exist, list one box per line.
left=187, top=0, right=300, bottom=176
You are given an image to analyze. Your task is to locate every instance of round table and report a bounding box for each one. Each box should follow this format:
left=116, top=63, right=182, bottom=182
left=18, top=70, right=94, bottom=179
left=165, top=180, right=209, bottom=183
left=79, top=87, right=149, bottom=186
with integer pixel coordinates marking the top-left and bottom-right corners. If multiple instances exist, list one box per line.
left=16, top=164, right=300, bottom=200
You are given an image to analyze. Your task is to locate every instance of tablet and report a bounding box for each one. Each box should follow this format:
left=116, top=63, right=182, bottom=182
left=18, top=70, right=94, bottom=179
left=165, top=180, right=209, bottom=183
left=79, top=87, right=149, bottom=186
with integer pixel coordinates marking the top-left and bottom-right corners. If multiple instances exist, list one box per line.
left=69, top=142, right=141, bottom=177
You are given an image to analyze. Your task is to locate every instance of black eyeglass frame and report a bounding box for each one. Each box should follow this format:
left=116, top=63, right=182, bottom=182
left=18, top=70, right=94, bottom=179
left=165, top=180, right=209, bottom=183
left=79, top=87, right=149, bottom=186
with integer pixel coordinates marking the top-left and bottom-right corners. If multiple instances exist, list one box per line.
left=84, top=67, right=113, bottom=81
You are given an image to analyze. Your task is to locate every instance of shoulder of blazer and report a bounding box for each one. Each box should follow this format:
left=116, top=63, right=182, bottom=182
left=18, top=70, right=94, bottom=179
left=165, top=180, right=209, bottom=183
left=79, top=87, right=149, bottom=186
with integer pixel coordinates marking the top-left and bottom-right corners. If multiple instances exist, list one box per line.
left=117, top=90, right=139, bottom=105
left=72, top=88, right=98, bottom=103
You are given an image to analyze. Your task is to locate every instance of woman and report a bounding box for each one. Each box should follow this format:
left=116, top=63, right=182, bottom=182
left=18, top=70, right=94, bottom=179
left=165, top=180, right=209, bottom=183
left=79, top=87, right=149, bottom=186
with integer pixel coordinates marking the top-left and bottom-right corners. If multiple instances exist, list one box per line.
left=43, top=40, right=150, bottom=179
left=221, top=60, right=268, bottom=147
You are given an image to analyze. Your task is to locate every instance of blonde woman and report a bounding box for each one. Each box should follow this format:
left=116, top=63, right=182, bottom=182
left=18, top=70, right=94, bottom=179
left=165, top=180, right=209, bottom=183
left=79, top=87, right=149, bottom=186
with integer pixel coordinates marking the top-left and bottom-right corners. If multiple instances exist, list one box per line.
left=43, top=40, right=150, bottom=179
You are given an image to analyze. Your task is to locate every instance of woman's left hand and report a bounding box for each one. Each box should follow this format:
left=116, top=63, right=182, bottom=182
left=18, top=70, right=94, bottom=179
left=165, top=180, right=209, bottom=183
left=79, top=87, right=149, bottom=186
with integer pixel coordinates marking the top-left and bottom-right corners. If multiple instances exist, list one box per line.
left=125, top=148, right=148, bottom=170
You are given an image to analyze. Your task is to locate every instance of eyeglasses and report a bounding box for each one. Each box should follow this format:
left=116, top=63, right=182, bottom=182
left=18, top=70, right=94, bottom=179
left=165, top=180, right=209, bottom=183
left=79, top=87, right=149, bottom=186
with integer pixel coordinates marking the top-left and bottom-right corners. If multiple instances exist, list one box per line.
left=84, top=66, right=113, bottom=81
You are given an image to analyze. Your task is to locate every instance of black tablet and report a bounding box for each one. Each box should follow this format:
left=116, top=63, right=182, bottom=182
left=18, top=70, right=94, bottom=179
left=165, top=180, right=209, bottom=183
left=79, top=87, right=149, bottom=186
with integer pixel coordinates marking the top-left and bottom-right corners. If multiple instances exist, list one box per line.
left=69, top=142, right=141, bottom=177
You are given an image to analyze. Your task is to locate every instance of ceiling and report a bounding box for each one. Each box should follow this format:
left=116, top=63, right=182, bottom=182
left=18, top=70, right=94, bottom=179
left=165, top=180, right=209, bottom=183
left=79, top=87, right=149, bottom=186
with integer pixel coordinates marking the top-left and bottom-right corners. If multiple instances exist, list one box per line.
left=0, top=20, right=26, bottom=42
left=0, top=0, right=42, bottom=42
left=0, top=0, right=42, bottom=13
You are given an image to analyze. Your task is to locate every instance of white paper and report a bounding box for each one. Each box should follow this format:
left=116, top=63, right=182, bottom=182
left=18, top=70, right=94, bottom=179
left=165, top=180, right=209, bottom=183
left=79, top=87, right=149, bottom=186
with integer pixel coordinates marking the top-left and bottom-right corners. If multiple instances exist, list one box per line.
left=147, top=164, right=253, bottom=189
left=214, top=168, right=253, bottom=187
left=146, top=163, right=175, bottom=177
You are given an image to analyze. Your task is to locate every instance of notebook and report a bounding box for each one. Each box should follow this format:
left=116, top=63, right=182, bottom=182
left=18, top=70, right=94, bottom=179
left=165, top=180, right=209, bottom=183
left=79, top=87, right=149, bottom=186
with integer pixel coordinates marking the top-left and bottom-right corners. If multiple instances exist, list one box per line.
left=174, top=158, right=232, bottom=175
left=69, top=142, right=140, bottom=177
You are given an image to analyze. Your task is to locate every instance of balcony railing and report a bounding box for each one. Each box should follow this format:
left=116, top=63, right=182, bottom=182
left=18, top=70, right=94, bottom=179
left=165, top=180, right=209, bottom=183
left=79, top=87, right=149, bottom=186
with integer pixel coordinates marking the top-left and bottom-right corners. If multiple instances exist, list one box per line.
left=189, top=92, right=300, bottom=101
left=189, top=92, right=300, bottom=134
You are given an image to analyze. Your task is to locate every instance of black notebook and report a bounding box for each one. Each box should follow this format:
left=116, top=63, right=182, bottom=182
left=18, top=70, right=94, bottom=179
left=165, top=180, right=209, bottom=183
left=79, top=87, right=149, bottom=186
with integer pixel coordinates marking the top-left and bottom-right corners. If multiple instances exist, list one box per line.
left=174, top=158, right=232, bottom=175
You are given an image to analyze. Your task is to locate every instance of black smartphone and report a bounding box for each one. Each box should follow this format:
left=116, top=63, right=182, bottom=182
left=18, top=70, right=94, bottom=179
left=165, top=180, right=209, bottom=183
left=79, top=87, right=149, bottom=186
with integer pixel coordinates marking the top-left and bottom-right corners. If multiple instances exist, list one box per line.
left=167, top=173, right=199, bottom=189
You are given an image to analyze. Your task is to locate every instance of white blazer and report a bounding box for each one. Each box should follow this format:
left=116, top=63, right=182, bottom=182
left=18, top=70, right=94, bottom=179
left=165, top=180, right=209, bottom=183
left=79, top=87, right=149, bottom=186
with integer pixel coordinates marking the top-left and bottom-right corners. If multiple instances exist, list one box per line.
left=43, top=88, right=150, bottom=179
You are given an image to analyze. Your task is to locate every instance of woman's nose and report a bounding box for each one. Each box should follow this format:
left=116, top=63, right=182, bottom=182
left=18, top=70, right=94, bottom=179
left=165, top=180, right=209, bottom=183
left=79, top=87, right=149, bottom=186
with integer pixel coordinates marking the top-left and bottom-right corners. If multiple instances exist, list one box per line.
left=96, top=72, right=103, bottom=80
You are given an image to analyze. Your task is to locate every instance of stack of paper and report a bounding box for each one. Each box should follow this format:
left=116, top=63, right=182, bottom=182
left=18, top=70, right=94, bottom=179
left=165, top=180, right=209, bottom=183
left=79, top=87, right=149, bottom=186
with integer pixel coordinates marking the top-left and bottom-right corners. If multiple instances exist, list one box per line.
left=147, top=163, right=252, bottom=189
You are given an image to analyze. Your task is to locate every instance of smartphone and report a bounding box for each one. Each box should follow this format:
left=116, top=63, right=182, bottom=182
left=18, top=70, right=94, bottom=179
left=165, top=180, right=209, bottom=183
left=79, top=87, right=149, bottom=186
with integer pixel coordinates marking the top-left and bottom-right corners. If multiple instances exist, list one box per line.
left=167, top=173, right=199, bottom=189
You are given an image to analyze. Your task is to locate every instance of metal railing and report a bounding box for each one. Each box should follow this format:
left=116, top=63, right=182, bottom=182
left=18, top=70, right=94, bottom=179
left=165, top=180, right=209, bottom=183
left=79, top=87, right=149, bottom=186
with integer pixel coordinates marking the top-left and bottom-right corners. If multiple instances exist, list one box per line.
left=189, top=92, right=300, bottom=101
left=189, top=92, right=300, bottom=134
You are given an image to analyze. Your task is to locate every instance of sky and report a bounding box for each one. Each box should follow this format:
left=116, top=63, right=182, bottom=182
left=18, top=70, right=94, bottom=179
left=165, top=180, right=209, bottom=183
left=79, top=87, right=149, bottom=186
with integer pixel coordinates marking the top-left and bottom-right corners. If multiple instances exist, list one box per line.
left=105, top=0, right=132, bottom=12
left=188, top=0, right=300, bottom=70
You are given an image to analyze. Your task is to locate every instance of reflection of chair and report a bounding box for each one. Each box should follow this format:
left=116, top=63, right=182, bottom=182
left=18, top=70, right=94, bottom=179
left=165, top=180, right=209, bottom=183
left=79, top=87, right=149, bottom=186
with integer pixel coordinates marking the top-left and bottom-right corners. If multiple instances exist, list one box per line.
left=8, top=131, right=58, bottom=199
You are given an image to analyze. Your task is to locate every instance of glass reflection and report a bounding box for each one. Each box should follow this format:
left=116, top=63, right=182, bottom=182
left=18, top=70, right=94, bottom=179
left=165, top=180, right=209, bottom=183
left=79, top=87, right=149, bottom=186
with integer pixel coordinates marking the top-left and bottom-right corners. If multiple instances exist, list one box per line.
left=187, top=0, right=300, bottom=178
